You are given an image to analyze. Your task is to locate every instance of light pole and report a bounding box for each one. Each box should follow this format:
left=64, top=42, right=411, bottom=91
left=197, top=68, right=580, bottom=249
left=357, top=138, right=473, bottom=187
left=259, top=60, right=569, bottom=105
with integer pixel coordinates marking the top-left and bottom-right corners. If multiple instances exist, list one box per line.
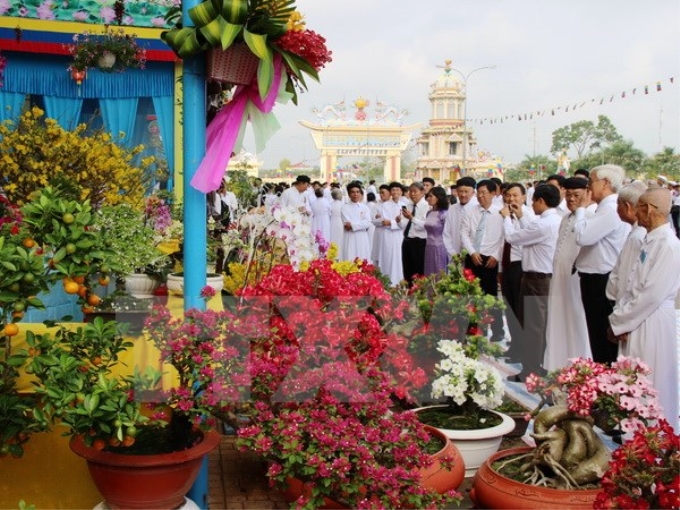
left=449, top=65, right=496, bottom=176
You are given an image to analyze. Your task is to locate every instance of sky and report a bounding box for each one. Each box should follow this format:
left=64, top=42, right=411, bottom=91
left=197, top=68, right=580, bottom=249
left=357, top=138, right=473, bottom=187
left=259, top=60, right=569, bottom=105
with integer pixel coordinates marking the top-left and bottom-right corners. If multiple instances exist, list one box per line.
left=242, top=0, right=680, bottom=172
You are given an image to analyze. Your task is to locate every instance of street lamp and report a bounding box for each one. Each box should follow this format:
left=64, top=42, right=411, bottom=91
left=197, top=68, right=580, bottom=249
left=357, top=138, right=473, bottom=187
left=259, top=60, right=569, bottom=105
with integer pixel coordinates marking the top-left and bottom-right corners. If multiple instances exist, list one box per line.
left=449, top=65, right=496, bottom=176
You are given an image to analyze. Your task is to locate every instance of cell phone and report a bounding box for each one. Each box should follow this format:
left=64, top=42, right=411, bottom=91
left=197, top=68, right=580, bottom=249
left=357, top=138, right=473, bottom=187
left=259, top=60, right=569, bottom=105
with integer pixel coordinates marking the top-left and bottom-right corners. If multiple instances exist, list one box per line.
left=401, top=206, right=408, bottom=211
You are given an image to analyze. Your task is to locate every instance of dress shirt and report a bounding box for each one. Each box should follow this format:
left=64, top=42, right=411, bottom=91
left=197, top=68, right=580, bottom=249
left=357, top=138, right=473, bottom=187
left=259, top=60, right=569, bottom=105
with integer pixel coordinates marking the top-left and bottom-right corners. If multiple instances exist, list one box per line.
left=573, top=194, right=631, bottom=273
left=557, top=199, right=569, bottom=217
left=405, top=197, right=429, bottom=240
left=503, top=208, right=562, bottom=274
left=507, top=205, right=535, bottom=262
left=461, top=203, right=504, bottom=260
left=443, top=196, right=478, bottom=256
left=280, top=187, right=312, bottom=215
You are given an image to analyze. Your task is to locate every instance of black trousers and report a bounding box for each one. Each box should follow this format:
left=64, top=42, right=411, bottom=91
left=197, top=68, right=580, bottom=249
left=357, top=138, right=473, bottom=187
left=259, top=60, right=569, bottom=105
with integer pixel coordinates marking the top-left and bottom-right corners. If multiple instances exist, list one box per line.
left=402, top=237, right=426, bottom=285
left=464, top=254, right=504, bottom=340
left=501, top=261, right=523, bottom=356
left=579, top=272, right=618, bottom=364
left=517, top=273, right=551, bottom=375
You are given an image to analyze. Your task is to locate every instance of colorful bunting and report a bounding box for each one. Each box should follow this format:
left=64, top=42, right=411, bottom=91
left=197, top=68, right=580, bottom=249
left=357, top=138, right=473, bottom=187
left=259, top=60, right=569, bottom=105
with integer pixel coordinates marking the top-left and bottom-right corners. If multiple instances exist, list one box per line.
left=467, top=76, right=677, bottom=125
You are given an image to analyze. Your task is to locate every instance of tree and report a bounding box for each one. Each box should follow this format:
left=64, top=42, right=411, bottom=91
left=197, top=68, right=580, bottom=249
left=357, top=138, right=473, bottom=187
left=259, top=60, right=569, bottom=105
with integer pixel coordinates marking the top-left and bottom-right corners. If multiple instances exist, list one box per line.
left=513, top=155, right=556, bottom=181
left=551, top=115, right=622, bottom=162
left=278, top=158, right=291, bottom=174
left=0, top=106, right=153, bottom=208
left=644, top=147, right=680, bottom=181
left=600, top=140, right=647, bottom=177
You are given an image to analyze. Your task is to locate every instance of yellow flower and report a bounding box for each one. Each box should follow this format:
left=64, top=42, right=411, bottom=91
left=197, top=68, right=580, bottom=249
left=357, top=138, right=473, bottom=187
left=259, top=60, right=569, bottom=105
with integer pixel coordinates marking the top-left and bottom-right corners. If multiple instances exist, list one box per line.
left=286, top=10, right=306, bottom=31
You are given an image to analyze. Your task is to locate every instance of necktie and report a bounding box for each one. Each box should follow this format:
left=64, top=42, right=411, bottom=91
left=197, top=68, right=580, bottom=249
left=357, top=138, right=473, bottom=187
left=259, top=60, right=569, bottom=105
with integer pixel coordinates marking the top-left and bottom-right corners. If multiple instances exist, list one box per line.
left=473, top=210, right=487, bottom=252
left=404, top=204, right=416, bottom=238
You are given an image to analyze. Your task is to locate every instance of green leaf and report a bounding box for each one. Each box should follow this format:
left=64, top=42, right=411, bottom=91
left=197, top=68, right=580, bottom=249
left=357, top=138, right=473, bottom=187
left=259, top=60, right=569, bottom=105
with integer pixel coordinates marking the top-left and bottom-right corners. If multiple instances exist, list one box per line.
left=243, top=29, right=269, bottom=60
left=256, top=52, right=274, bottom=100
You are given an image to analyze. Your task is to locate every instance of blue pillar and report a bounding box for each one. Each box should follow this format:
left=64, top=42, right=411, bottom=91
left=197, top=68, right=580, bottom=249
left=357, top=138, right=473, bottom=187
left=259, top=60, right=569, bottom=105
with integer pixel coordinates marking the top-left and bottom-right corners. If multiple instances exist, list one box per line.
left=181, top=1, right=209, bottom=507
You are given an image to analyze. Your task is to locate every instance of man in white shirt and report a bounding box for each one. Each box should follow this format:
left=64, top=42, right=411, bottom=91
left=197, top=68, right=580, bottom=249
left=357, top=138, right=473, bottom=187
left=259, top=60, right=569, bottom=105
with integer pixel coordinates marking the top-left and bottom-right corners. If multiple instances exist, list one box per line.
left=546, top=174, right=569, bottom=216
left=501, top=184, right=562, bottom=381
left=605, top=181, right=648, bottom=304
left=544, top=178, right=592, bottom=372
left=500, top=183, right=534, bottom=360
left=574, top=164, right=630, bottom=364
left=401, top=181, right=429, bottom=285
left=443, top=177, right=478, bottom=258
left=340, top=182, right=372, bottom=262
left=461, top=179, right=505, bottom=342
left=280, top=175, right=313, bottom=216
left=608, top=188, right=680, bottom=432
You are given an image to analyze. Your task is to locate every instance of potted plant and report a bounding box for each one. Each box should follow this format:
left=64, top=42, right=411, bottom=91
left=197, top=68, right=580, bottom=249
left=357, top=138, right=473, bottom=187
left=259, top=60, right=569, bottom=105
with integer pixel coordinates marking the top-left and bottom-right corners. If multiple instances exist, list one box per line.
left=17, top=317, right=220, bottom=510
left=144, top=258, right=465, bottom=509
left=389, top=254, right=511, bottom=475
left=470, top=356, right=666, bottom=509
left=594, top=418, right=679, bottom=509
left=66, top=25, right=146, bottom=76
left=413, top=338, right=516, bottom=477
left=92, top=203, right=172, bottom=298
left=1, top=188, right=123, bottom=458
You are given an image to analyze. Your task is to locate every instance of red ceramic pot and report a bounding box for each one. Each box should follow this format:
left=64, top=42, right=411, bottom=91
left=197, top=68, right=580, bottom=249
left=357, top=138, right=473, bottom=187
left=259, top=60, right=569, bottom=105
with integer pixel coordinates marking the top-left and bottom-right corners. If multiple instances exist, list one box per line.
left=470, top=447, right=600, bottom=509
left=419, top=424, right=466, bottom=493
left=70, top=430, right=220, bottom=510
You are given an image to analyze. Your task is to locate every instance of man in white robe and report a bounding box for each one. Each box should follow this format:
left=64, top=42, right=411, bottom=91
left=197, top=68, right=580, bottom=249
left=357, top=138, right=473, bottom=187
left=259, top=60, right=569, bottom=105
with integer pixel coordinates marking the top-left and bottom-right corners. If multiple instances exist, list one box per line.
left=608, top=188, right=680, bottom=433
left=378, top=182, right=406, bottom=286
left=605, top=181, right=648, bottom=304
left=544, top=178, right=592, bottom=371
left=340, top=182, right=372, bottom=262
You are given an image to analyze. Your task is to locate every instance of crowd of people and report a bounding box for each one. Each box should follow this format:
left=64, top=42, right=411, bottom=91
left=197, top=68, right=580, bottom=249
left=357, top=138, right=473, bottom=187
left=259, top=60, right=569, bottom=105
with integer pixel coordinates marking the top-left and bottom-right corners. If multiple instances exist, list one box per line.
left=257, top=167, right=680, bottom=433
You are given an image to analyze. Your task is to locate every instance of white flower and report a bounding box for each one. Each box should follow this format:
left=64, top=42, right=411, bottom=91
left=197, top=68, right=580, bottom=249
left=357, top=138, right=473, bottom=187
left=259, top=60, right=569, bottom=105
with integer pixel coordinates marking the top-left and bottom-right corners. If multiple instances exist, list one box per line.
left=430, top=339, right=504, bottom=410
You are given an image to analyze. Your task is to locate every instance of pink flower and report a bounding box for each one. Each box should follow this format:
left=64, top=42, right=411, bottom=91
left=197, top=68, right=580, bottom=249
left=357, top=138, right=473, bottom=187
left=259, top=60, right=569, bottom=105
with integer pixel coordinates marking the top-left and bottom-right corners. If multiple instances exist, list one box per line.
left=36, top=0, right=56, bottom=19
left=99, top=6, right=116, bottom=24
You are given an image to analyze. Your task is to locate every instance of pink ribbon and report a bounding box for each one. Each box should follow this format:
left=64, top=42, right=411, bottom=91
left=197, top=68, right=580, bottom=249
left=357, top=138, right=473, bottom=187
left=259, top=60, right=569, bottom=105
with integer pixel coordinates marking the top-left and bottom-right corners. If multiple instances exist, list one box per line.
left=191, top=54, right=283, bottom=193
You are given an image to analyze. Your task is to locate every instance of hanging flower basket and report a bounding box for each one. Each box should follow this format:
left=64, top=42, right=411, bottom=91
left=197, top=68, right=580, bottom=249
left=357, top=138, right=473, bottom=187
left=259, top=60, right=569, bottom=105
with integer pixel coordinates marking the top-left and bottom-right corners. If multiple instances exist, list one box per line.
left=207, top=43, right=259, bottom=85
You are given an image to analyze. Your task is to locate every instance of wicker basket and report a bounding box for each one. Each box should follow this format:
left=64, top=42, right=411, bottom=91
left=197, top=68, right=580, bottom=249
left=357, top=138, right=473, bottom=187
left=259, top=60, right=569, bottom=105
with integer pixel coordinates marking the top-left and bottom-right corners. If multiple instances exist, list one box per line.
left=207, top=43, right=259, bottom=85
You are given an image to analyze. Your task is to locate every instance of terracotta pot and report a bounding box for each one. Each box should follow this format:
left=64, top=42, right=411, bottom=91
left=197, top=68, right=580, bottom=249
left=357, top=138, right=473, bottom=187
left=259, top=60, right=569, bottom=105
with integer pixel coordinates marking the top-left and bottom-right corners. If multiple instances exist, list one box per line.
left=470, top=447, right=600, bottom=509
left=281, top=424, right=465, bottom=508
left=69, top=430, right=220, bottom=510
left=415, top=405, right=516, bottom=477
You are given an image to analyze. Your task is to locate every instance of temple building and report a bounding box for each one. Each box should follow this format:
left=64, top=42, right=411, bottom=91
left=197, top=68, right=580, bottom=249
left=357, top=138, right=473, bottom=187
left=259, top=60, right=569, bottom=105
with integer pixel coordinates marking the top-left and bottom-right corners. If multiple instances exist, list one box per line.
left=416, top=61, right=503, bottom=183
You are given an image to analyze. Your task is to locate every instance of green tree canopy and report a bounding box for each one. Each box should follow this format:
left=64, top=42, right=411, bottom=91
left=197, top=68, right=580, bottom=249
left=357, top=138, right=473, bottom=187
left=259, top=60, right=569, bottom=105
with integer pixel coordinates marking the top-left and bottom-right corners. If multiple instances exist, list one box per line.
left=550, top=115, right=623, bottom=161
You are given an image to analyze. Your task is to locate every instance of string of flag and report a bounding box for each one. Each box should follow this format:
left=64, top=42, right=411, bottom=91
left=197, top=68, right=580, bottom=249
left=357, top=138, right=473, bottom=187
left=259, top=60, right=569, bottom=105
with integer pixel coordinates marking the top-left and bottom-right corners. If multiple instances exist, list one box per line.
left=468, top=76, right=677, bottom=125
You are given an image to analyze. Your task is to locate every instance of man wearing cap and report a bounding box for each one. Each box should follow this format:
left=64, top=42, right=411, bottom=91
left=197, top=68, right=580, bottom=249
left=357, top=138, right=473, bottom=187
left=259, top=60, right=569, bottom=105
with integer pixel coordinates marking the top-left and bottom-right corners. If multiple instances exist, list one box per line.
left=280, top=175, right=313, bottom=216
left=608, top=187, right=680, bottom=432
